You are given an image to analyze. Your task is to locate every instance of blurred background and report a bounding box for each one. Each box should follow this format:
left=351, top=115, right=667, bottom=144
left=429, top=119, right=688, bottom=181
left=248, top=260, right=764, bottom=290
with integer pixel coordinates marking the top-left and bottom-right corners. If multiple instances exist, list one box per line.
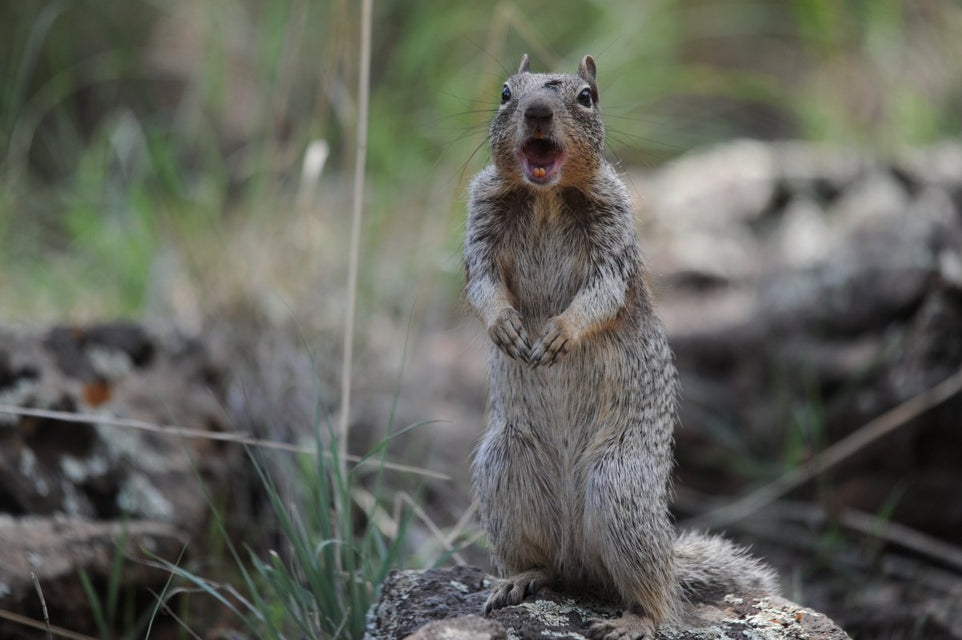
left=2, top=0, right=960, bottom=324
left=1, top=1, right=961, bottom=638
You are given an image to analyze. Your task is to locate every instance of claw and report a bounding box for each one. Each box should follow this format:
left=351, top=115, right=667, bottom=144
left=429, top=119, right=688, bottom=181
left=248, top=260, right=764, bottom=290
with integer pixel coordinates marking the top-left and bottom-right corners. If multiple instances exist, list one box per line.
left=529, top=316, right=574, bottom=368
left=488, top=307, right=530, bottom=362
left=586, top=613, right=655, bottom=640
left=482, top=569, right=552, bottom=614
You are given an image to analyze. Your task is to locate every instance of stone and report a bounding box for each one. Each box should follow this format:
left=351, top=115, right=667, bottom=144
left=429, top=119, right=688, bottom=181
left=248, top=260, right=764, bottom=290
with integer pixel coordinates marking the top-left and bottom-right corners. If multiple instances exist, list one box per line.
left=0, top=321, right=239, bottom=631
left=365, top=567, right=851, bottom=640
left=0, top=515, right=185, bottom=620
left=403, top=615, right=506, bottom=640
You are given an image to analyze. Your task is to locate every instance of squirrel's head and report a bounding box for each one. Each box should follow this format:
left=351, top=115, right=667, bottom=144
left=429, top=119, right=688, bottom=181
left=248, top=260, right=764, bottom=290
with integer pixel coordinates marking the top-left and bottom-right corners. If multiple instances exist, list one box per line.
left=489, top=54, right=605, bottom=190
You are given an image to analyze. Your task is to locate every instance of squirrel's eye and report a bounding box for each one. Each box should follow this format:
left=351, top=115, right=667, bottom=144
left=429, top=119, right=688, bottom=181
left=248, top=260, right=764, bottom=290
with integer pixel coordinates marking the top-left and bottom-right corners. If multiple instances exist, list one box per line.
left=501, top=84, right=512, bottom=104
left=577, top=87, right=593, bottom=107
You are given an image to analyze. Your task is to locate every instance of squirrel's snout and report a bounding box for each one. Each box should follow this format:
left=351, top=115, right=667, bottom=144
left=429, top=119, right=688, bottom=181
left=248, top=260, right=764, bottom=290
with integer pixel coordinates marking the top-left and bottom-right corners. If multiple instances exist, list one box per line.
left=514, top=95, right=565, bottom=186
left=523, top=98, right=555, bottom=139
left=524, top=100, right=554, bottom=123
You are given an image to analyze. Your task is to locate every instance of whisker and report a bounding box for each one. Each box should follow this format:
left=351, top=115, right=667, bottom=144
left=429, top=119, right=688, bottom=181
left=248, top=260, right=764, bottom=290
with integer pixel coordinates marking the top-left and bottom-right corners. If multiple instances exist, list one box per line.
left=439, top=109, right=499, bottom=125
left=458, top=134, right=492, bottom=185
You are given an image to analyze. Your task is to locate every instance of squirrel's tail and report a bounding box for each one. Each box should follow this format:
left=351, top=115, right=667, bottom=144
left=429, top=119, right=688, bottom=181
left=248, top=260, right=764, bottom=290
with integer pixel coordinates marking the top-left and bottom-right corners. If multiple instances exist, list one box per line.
left=674, top=530, right=780, bottom=600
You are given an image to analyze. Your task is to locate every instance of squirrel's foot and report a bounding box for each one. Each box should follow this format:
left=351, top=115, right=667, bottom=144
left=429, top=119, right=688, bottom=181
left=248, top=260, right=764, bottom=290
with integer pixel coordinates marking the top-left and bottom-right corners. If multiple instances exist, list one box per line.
left=587, top=612, right=656, bottom=640
left=489, top=307, right=530, bottom=362
left=529, top=315, right=575, bottom=368
left=483, top=568, right=552, bottom=614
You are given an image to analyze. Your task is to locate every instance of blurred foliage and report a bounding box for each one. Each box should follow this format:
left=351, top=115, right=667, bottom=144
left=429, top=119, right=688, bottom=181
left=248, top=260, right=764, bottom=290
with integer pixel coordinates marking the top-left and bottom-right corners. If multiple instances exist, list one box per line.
left=1, top=0, right=961, bottom=320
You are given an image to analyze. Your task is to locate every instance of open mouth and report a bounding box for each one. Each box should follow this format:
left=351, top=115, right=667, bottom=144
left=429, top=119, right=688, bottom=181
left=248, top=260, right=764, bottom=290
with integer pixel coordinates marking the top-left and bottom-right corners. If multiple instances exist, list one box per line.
left=517, top=138, right=566, bottom=185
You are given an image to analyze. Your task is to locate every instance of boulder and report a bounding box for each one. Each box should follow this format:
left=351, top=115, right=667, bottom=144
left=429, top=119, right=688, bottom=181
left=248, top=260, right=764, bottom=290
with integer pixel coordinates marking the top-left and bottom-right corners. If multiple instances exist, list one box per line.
left=0, top=321, right=238, bottom=632
left=365, top=566, right=851, bottom=640
left=629, top=142, right=962, bottom=534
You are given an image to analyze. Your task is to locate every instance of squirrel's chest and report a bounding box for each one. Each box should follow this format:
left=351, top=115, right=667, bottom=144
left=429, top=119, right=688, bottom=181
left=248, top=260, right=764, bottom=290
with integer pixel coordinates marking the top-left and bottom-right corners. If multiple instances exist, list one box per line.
left=501, top=210, right=591, bottom=317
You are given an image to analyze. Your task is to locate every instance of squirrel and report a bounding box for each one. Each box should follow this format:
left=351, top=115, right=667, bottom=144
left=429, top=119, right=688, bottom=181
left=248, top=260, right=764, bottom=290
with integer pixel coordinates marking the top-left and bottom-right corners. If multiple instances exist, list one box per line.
left=463, top=54, right=779, bottom=639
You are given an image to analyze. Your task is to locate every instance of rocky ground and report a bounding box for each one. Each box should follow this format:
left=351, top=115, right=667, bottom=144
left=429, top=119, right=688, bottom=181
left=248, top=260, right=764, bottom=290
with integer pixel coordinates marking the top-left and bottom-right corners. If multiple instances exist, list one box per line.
left=1, top=141, right=960, bottom=638
left=365, top=566, right=851, bottom=640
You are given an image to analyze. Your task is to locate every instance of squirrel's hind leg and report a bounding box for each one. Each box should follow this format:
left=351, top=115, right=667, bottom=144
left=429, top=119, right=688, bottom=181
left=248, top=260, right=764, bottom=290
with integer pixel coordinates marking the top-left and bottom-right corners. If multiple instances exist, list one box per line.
left=483, top=567, right=555, bottom=613
left=583, top=443, right=678, bottom=626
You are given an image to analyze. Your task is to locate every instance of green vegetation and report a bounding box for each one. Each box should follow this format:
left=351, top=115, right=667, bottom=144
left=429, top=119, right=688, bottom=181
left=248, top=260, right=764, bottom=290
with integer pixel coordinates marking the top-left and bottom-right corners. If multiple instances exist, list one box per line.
left=2, top=0, right=960, bottom=322
left=160, top=430, right=419, bottom=639
left=78, top=523, right=135, bottom=638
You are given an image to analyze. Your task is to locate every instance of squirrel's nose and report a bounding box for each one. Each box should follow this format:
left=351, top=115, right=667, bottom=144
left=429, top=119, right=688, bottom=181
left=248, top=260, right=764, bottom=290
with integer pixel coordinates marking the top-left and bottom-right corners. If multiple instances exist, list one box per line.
left=524, top=100, right=553, bottom=124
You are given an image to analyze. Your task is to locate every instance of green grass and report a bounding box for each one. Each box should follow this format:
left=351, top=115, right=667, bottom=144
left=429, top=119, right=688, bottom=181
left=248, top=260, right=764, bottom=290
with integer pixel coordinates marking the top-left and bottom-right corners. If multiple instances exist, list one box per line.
left=154, top=422, right=433, bottom=639
left=67, top=427, right=423, bottom=639
left=78, top=523, right=130, bottom=639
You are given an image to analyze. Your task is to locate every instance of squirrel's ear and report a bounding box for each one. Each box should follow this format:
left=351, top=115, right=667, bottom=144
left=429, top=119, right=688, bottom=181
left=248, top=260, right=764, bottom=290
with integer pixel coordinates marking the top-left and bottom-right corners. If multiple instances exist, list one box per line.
left=518, top=54, right=530, bottom=74
left=578, top=55, right=597, bottom=84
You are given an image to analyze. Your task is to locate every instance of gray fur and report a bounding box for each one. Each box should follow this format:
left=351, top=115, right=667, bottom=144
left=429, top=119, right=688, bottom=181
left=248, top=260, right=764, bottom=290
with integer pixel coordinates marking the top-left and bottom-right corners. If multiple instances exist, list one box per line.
left=465, top=55, right=778, bottom=638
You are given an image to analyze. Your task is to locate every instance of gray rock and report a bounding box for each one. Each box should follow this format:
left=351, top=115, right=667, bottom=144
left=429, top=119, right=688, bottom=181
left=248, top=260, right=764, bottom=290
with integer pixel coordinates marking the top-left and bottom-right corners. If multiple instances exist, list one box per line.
left=0, top=515, right=185, bottom=615
left=403, top=615, right=506, bottom=640
left=0, top=321, right=239, bottom=626
left=366, top=567, right=851, bottom=640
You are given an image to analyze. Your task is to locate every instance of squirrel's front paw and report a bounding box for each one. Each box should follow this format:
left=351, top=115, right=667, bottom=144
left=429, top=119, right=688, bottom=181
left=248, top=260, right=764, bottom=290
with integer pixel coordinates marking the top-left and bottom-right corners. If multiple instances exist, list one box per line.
left=488, top=307, right=530, bottom=362
left=529, top=316, right=575, bottom=368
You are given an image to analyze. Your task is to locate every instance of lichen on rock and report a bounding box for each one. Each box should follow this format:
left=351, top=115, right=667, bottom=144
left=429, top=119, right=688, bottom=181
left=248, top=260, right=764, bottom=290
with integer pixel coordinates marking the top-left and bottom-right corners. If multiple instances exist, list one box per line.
left=365, top=567, right=851, bottom=640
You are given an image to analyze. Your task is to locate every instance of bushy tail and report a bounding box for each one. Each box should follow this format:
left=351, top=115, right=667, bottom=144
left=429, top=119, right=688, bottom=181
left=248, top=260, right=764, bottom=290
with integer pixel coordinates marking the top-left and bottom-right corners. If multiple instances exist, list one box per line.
left=674, top=530, right=780, bottom=601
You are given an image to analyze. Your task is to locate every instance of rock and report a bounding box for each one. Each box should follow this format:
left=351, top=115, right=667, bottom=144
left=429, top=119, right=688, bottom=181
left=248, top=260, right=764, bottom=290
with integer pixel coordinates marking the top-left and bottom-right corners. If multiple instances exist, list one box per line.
left=403, top=615, right=505, bottom=640
left=0, top=321, right=239, bottom=632
left=630, top=142, right=962, bottom=541
left=0, top=515, right=185, bottom=620
left=365, top=566, right=851, bottom=640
